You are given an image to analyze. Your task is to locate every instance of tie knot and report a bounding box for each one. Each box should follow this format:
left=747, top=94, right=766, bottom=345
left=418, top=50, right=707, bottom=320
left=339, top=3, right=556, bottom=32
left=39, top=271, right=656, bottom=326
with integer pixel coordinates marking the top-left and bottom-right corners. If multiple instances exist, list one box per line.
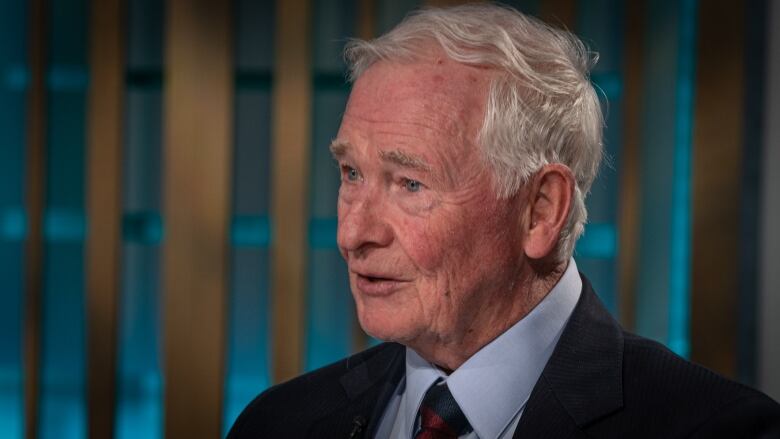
left=415, top=382, right=472, bottom=439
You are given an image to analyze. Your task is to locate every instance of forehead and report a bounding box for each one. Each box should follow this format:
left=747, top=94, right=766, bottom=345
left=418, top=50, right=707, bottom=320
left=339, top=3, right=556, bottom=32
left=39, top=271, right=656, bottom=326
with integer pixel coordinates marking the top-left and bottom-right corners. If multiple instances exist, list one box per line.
left=339, top=57, right=492, bottom=160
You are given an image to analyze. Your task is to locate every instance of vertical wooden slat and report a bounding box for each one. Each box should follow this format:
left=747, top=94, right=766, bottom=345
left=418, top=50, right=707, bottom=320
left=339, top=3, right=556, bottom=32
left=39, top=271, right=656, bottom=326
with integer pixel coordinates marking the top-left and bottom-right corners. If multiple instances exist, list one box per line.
left=85, top=0, right=124, bottom=437
left=23, top=0, right=47, bottom=437
left=690, top=0, right=744, bottom=378
left=617, top=0, right=643, bottom=331
left=357, top=0, right=376, bottom=41
left=271, top=0, right=312, bottom=383
left=162, top=0, right=233, bottom=436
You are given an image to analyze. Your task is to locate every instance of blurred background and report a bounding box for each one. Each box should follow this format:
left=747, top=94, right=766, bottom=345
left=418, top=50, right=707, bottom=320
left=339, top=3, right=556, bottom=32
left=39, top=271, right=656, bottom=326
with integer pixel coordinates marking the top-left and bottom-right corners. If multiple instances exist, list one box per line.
left=1, top=0, right=779, bottom=437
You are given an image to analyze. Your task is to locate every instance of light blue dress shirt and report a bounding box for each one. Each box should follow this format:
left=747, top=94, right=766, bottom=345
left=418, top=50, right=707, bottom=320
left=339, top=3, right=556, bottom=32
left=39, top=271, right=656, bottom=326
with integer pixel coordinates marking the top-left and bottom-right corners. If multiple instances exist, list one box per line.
left=374, top=259, right=582, bottom=439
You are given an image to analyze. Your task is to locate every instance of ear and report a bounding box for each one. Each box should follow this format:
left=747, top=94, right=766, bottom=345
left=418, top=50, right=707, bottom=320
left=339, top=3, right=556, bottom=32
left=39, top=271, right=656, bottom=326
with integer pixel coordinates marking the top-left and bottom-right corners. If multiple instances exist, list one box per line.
left=522, top=164, right=575, bottom=260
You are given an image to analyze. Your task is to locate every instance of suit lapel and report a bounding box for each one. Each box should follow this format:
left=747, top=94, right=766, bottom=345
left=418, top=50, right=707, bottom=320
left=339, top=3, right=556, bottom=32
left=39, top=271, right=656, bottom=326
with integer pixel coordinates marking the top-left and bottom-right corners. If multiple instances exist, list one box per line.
left=511, top=376, right=585, bottom=438
left=514, top=275, right=624, bottom=438
left=307, top=343, right=405, bottom=438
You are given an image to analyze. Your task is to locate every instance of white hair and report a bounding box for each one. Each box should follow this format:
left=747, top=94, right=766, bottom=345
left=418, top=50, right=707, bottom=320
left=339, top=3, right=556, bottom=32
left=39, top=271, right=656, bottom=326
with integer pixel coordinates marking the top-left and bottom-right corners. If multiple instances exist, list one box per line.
left=343, top=3, right=604, bottom=261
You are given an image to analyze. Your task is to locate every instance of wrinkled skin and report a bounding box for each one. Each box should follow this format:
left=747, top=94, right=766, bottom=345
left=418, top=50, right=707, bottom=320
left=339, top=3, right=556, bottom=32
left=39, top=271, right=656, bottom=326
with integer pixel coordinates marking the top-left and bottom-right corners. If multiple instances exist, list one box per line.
left=333, top=54, right=566, bottom=370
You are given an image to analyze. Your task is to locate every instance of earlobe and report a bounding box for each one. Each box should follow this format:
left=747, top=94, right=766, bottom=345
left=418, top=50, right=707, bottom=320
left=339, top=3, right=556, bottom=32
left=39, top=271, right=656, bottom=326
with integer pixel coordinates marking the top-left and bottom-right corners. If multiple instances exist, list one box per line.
left=522, top=164, right=575, bottom=261
left=524, top=221, right=555, bottom=259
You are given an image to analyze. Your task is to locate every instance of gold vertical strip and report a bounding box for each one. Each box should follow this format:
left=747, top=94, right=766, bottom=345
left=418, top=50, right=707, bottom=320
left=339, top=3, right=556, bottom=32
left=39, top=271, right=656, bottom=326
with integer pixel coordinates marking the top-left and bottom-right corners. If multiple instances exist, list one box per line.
left=271, top=0, right=311, bottom=384
left=357, top=0, right=376, bottom=41
left=538, top=0, right=577, bottom=29
left=690, top=0, right=744, bottom=378
left=162, top=0, right=233, bottom=436
left=85, top=0, right=124, bottom=437
left=351, top=0, right=376, bottom=354
left=23, top=0, right=47, bottom=437
left=617, top=0, right=643, bottom=331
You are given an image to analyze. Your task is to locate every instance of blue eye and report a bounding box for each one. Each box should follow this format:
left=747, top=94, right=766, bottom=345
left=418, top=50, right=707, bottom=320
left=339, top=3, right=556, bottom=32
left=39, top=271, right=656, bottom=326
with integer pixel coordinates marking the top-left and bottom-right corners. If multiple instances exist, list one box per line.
left=344, top=166, right=359, bottom=181
left=404, top=179, right=422, bottom=193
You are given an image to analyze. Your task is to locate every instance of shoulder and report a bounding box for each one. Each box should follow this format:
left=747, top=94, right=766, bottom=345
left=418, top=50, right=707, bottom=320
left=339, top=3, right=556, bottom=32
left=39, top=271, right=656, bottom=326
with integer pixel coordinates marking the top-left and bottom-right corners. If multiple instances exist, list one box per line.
left=602, top=331, right=780, bottom=437
left=620, top=331, right=762, bottom=403
left=560, top=277, right=779, bottom=437
left=226, top=342, right=404, bottom=438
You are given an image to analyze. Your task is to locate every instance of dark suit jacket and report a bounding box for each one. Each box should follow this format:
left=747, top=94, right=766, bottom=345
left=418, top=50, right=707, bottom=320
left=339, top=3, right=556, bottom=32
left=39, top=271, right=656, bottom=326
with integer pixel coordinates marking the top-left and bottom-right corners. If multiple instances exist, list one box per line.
left=227, top=276, right=780, bottom=438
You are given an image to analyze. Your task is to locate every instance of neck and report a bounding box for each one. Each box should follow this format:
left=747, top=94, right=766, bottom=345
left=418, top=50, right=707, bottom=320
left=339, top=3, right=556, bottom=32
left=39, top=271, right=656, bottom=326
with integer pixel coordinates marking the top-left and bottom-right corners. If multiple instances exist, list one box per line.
left=411, top=259, right=568, bottom=371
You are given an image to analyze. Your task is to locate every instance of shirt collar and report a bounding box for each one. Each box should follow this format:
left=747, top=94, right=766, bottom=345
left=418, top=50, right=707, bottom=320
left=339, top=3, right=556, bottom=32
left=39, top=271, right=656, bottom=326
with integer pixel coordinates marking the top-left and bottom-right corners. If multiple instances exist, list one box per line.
left=403, top=258, right=582, bottom=439
left=402, top=346, right=448, bottom=436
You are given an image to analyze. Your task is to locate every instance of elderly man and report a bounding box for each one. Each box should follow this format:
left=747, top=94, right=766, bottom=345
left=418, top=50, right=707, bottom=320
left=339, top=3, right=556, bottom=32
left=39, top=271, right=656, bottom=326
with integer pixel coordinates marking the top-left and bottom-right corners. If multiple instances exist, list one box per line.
left=228, top=4, right=779, bottom=438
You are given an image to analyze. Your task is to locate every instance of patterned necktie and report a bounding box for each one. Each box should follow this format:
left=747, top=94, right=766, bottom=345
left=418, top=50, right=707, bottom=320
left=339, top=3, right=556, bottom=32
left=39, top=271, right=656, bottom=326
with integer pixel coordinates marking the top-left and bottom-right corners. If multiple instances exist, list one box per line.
left=414, top=381, right=473, bottom=439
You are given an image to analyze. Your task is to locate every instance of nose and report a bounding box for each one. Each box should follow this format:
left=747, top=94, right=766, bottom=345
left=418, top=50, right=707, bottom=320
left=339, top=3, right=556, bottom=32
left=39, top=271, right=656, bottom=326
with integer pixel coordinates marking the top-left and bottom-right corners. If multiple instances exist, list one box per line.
left=337, top=194, right=393, bottom=255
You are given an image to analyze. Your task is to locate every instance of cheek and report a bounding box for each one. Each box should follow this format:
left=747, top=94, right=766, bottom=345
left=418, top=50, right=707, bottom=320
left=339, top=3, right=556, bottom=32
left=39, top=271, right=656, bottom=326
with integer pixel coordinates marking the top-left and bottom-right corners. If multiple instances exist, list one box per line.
left=337, top=183, right=356, bottom=207
left=396, top=215, right=447, bottom=273
left=436, top=201, right=519, bottom=277
left=464, top=205, right=523, bottom=273
left=396, top=217, right=475, bottom=295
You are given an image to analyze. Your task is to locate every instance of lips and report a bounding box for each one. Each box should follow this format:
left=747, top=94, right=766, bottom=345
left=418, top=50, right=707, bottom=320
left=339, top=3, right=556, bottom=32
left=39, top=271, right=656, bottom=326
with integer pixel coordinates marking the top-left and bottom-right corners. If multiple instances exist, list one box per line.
left=352, top=270, right=410, bottom=296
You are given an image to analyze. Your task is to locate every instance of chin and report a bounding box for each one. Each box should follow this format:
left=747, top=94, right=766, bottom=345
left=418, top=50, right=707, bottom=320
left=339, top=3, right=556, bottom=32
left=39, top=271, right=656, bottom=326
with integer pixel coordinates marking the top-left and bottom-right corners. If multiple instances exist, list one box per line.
left=355, top=300, right=417, bottom=344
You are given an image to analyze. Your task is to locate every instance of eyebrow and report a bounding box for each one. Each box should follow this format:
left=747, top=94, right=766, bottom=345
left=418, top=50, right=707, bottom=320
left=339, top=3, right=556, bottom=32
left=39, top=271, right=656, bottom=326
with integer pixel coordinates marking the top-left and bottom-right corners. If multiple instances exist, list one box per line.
left=379, top=149, right=432, bottom=172
left=329, top=139, right=350, bottom=159
left=329, top=139, right=433, bottom=173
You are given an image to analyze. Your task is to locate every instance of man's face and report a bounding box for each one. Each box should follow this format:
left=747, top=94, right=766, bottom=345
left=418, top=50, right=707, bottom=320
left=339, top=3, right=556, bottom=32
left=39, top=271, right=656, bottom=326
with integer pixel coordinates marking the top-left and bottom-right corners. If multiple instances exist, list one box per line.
left=334, top=57, right=527, bottom=350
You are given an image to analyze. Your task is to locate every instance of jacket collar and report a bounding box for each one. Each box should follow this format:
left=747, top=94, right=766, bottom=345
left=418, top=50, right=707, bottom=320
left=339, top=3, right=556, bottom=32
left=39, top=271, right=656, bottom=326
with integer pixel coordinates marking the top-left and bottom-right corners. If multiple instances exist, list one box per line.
left=338, top=342, right=405, bottom=402
left=308, top=342, right=405, bottom=438
left=514, top=274, right=624, bottom=437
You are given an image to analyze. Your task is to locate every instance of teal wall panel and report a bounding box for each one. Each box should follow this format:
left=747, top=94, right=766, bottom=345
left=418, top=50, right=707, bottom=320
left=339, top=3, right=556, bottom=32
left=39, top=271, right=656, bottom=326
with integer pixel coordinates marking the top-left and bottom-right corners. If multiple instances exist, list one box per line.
left=504, top=0, right=540, bottom=16
left=376, top=0, right=420, bottom=35
left=573, top=0, right=625, bottom=314
left=0, top=0, right=27, bottom=436
left=39, top=1, right=89, bottom=437
left=117, top=89, right=164, bottom=439
left=223, top=0, right=274, bottom=433
left=667, top=0, right=697, bottom=358
left=116, top=0, right=165, bottom=438
left=223, top=89, right=273, bottom=433
left=635, top=0, right=697, bottom=357
left=224, top=248, right=270, bottom=433
left=306, top=249, right=353, bottom=370
left=40, top=96, right=89, bottom=435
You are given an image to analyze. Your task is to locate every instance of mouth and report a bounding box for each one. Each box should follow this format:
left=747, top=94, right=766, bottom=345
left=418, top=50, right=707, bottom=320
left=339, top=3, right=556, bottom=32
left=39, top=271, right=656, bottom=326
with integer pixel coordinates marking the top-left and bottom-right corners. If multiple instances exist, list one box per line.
left=353, top=272, right=410, bottom=296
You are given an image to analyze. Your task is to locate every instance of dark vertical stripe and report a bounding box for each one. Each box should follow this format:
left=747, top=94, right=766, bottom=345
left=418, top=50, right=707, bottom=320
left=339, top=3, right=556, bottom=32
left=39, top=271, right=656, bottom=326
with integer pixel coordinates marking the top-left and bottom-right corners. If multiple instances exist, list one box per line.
left=85, top=0, right=125, bottom=436
left=538, top=0, right=577, bottom=29
left=162, top=0, right=233, bottom=436
left=23, top=0, right=47, bottom=438
left=690, top=0, right=744, bottom=378
left=737, top=0, right=768, bottom=387
left=667, top=0, right=697, bottom=358
left=758, top=0, right=780, bottom=401
left=425, top=0, right=473, bottom=7
left=635, top=0, right=696, bottom=354
left=617, top=0, right=643, bottom=331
